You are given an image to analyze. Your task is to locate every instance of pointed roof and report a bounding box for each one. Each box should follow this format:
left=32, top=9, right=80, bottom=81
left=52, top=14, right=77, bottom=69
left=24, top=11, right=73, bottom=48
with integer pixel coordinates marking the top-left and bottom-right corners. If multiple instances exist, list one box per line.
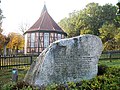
left=25, top=4, right=67, bottom=35
left=41, top=4, right=47, bottom=15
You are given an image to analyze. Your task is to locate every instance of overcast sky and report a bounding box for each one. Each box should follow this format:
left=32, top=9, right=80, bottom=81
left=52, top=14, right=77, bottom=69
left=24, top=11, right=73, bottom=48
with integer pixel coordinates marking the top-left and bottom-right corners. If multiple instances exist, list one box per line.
left=1, top=0, right=117, bottom=35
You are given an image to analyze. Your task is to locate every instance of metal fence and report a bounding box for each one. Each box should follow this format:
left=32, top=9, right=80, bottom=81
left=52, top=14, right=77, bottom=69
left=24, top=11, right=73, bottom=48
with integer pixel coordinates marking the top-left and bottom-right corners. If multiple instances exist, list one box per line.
left=100, top=50, right=120, bottom=60
left=0, top=55, right=36, bottom=69
left=0, top=51, right=120, bottom=69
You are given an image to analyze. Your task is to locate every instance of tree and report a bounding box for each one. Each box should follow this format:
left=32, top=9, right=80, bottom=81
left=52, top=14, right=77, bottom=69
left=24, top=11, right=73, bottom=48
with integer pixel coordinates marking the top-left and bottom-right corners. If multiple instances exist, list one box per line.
left=19, top=22, right=30, bottom=34
left=59, top=3, right=117, bottom=37
left=0, top=9, right=3, bottom=33
left=82, top=3, right=102, bottom=35
left=99, top=23, right=117, bottom=43
left=3, top=36, right=10, bottom=56
left=114, top=30, right=120, bottom=50
left=103, top=39, right=117, bottom=51
left=0, top=34, right=10, bottom=55
left=0, top=1, right=6, bottom=54
left=80, top=29, right=93, bottom=35
left=59, top=11, right=82, bottom=37
left=115, top=32, right=120, bottom=43
left=0, top=1, right=5, bottom=33
left=99, top=23, right=120, bottom=51
left=7, top=32, right=24, bottom=54
left=0, top=33, right=5, bottom=54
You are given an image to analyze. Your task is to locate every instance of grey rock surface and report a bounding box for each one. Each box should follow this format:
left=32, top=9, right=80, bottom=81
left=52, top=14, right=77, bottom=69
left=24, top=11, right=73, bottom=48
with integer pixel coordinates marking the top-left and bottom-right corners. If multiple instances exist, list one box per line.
left=24, top=34, right=103, bottom=86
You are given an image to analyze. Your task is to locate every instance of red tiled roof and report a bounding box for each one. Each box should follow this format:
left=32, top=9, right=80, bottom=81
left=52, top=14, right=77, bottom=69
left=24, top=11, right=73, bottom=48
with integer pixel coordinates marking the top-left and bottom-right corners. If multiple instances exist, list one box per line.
left=25, top=5, right=66, bottom=34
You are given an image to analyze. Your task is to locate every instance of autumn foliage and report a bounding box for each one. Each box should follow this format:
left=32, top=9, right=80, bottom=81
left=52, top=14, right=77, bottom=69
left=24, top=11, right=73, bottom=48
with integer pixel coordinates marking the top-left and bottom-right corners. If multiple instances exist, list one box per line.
left=7, top=32, right=24, bottom=52
left=0, top=33, right=5, bottom=49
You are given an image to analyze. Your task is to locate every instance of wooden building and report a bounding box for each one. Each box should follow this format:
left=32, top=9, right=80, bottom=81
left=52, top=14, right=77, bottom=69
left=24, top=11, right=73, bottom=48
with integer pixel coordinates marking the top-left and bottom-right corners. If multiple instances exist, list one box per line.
left=24, top=5, right=67, bottom=54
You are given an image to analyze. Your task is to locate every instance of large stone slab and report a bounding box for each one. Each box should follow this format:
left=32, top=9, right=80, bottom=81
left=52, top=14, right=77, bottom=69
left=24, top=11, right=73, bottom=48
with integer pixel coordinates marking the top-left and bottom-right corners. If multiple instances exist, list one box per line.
left=24, top=34, right=103, bottom=86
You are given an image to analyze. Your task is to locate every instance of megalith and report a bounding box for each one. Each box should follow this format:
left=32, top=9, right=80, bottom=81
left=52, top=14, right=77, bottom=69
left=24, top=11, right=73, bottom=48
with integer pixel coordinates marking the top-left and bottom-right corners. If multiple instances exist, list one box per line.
left=24, top=34, right=103, bottom=86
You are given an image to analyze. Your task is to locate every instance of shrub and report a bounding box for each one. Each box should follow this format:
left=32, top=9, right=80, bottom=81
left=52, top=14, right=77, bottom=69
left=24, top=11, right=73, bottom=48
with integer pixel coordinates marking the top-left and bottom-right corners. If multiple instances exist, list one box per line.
left=97, top=64, right=108, bottom=75
left=2, top=66, right=120, bottom=90
left=2, top=82, right=16, bottom=90
left=1, top=81, right=39, bottom=90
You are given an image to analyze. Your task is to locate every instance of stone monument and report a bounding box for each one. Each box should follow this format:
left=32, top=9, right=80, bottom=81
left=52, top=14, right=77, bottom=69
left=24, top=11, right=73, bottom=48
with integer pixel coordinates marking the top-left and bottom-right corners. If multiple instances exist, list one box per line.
left=24, top=34, right=103, bottom=87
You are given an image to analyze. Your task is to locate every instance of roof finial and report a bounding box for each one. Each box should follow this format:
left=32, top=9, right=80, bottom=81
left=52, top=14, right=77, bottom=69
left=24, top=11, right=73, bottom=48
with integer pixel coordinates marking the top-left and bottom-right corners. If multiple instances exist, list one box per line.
left=44, top=1, right=46, bottom=5
left=41, top=1, right=47, bottom=15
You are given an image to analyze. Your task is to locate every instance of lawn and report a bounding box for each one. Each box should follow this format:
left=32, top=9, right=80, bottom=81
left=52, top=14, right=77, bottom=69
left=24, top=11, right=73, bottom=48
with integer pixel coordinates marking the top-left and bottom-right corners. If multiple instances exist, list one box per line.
left=0, top=59, right=120, bottom=89
left=99, top=59, right=120, bottom=68
left=0, top=66, right=30, bottom=89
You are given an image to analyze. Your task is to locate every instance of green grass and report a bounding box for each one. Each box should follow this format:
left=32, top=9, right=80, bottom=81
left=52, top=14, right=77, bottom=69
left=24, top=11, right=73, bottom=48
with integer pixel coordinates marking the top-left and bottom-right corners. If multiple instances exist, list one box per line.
left=99, top=59, right=120, bottom=68
left=100, top=53, right=120, bottom=59
left=0, top=59, right=120, bottom=89
left=0, top=66, right=29, bottom=89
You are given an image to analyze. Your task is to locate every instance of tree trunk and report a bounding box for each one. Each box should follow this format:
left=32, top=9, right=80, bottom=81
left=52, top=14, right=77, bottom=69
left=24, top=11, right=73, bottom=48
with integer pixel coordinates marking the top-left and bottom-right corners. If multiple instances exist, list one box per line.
left=16, top=46, right=18, bottom=54
left=3, top=44, right=7, bottom=56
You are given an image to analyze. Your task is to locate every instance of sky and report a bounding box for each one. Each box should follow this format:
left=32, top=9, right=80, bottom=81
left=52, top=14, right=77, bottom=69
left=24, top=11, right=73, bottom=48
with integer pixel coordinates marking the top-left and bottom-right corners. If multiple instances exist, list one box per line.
left=1, top=0, right=118, bottom=35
